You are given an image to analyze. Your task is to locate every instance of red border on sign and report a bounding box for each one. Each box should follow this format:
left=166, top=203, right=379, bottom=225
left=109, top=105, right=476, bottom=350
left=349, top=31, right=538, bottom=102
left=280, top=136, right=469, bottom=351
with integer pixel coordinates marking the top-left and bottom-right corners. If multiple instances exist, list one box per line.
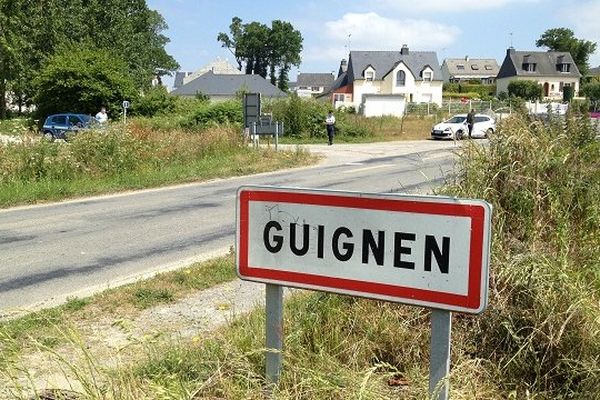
left=238, top=189, right=486, bottom=311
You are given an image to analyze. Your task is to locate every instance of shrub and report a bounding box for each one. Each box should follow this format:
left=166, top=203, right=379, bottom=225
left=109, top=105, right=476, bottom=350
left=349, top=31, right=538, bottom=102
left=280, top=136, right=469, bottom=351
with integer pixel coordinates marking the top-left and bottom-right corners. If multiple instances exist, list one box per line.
left=508, top=80, right=543, bottom=100
left=132, top=86, right=177, bottom=117
left=186, top=100, right=243, bottom=128
left=269, top=95, right=329, bottom=137
left=34, top=46, right=138, bottom=118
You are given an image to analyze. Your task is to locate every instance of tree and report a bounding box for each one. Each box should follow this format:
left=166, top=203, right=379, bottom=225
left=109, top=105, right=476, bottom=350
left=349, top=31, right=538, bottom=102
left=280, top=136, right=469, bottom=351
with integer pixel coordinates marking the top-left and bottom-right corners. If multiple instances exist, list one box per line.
left=581, top=82, right=600, bottom=109
left=0, top=0, right=179, bottom=119
left=218, top=17, right=303, bottom=89
left=269, top=20, right=303, bottom=91
left=34, top=46, right=138, bottom=118
left=536, top=28, right=597, bottom=76
left=508, top=80, right=543, bottom=101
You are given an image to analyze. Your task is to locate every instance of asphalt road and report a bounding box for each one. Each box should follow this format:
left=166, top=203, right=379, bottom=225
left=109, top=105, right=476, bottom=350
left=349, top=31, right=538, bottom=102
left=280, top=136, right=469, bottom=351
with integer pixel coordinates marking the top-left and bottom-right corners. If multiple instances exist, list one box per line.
left=0, top=140, right=460, bottom=315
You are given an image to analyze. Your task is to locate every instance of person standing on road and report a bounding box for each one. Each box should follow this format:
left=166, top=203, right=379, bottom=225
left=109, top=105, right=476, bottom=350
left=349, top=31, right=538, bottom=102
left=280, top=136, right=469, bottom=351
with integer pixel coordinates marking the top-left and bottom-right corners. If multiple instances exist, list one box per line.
left=95, top=107, right=108, bottom=124
left=325, top=110, right=336, bottom=145
left=466, top=109, right=475, bottom=138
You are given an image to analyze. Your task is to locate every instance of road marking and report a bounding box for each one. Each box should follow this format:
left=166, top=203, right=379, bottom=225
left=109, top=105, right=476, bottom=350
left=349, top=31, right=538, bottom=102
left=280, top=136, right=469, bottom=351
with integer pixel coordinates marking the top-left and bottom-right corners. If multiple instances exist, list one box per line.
left=345, top=162, right=364, bottom=166
left=343, top=164, right=393, bottom=174
left=422, top=153, right=450, bottom=161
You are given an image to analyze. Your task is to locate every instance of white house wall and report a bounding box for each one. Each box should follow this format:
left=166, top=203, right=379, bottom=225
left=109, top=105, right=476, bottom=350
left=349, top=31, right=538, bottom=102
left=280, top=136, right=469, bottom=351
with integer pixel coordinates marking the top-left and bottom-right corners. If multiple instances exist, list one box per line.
left=353, top=80, right=383, bottom=106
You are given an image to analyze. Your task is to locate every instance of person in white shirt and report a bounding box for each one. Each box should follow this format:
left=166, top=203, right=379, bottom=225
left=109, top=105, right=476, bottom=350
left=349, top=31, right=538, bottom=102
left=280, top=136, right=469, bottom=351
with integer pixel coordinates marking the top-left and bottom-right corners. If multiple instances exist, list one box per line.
left=325, top=110, right=336, bottom=145
left=95, top=107, right=108, bottom=124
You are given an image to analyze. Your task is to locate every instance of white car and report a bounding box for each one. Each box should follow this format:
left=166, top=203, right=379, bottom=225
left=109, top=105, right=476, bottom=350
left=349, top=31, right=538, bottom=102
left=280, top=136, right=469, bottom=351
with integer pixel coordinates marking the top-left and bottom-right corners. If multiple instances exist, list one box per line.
left=431, top=114, right=496, bottom=140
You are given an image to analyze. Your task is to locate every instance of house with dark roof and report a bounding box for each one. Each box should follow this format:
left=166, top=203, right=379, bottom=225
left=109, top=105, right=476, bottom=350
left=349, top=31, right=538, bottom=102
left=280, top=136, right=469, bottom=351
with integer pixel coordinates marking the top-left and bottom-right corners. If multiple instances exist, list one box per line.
left=293, top=73, right=335, bottom=97
left=441, top=57, right=499, bottom=84
left=171, top=71, right=286, bottom=101
left=496, top=48, right=581, bottom=99
left=324, top=45, right=443, bottom=116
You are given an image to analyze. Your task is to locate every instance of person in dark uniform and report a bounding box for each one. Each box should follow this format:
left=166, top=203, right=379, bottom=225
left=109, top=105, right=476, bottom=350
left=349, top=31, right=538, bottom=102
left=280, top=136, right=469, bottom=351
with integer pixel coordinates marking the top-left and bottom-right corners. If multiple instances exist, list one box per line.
left=466, top=109, right=475, bottom=138
left=325, top=110, right=336, bottom=145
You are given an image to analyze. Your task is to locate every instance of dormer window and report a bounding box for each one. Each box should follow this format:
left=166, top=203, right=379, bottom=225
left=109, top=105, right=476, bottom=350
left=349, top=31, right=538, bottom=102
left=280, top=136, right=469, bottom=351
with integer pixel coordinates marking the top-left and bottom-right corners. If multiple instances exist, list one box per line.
left=365, top=70, right=374, bottom=81
left=557, top=63, right=571, bottom=72
left=471, top=64, right=479, bottom=70
left=457, top=64, right=465, bottom=70
left=484, top=65, right=493, bottom=70
left=422, top=71, right=432, bottom=81
left=522, top=63, right=537, bottom=72
left=396, top=70, right=406, bottom=86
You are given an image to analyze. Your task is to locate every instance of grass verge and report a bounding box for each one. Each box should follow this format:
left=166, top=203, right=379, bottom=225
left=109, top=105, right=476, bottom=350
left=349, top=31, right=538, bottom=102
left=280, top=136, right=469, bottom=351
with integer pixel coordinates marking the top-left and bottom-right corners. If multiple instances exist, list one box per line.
left=0, top=125, right=316, bottom=208
left=0, top=254, right=237, bottom=361
left=279, top=115, right=435, bottom=144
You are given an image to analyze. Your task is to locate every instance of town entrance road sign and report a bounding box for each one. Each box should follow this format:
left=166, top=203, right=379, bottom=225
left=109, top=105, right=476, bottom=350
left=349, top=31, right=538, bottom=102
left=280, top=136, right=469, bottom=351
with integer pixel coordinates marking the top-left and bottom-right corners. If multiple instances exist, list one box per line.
left=236, top=186, right=492, bottom=314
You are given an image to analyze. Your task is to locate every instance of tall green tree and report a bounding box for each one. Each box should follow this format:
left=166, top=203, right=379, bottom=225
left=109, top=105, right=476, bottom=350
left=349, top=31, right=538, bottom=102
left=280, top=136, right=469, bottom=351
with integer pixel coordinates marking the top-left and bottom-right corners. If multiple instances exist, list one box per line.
left=0, top=0, right=178, bottom=119
left=218, top=17, right=303, bottom=89
left=270, top=20, right=302, bottom=91
left=536, top=28, right=597, bottom=76
left=35, top=46, right=138, bottom=117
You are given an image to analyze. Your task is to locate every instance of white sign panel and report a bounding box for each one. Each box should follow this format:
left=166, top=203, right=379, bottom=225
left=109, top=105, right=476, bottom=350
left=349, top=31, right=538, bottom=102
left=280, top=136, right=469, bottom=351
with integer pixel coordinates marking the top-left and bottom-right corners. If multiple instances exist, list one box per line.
left=237, top=186, right=492, bottom=314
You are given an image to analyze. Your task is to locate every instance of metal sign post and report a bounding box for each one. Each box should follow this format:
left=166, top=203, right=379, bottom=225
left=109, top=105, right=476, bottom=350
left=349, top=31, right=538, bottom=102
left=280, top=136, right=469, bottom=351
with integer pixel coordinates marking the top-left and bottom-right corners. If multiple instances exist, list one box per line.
left=122, top=100, right=130, bottom=125
left=265, top=284, right=283, bottom=384
left=274, top=122, right=279, bottom=152
left=236, top=186, right=492, bottom=391
left=429, top=309, right=452, bottom=400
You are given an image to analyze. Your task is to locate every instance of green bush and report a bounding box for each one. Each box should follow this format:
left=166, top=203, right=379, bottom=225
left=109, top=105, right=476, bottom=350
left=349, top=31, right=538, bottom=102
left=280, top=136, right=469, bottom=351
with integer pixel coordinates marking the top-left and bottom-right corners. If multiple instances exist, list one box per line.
left=508, top=80, right=543, bottom=101
left=34, top=46, right=138, bottom=118
left=269, top=95, right=328, bottom=137
left=443, top=92, right=481, bottom=99
left=443, top=83, right=495, bottom=98
left=132, top=86, right=178, bottom=117
left=186, top=100, right=243, bottom=128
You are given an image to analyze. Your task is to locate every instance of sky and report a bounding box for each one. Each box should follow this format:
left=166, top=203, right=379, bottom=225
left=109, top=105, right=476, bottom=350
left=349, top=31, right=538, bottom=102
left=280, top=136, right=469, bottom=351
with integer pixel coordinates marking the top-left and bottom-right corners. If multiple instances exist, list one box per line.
left=147, top=0, right=600, bottom=87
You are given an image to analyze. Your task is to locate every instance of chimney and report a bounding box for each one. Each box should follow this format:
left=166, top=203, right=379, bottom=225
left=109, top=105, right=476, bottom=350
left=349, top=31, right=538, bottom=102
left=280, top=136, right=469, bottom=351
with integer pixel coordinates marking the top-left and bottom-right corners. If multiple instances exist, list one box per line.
left=338, top=58, right=348, bottom=77
left=465, top=55, right=469, bottom=62
left=401, top=44, right=409, bottom=55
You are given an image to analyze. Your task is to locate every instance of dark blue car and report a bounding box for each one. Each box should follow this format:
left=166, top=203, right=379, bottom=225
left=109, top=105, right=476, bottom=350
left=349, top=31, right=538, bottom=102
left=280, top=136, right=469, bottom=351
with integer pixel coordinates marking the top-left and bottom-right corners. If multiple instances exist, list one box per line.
left=42, top=113, right=96, bottom=140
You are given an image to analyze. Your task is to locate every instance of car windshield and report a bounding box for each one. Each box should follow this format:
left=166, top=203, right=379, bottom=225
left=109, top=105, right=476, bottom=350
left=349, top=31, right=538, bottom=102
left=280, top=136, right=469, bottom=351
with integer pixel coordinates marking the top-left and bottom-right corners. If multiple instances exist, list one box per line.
left=446, top=116, right=466, bottom=123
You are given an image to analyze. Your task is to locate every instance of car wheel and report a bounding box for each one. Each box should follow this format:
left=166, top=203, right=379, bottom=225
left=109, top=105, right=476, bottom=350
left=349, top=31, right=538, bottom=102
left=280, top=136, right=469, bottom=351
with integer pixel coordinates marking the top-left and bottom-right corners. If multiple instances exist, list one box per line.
left=43, top=131, right=54, bottom=141
left=455, top=130, right=464, bottom=140
left=485, top=128, right=493, bottom=138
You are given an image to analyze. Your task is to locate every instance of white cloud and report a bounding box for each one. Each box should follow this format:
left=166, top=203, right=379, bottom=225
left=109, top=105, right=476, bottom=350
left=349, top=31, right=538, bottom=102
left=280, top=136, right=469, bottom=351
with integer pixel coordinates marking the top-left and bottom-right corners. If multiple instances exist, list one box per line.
left=565, top=0, right=600, bottom=66
left=375, top=0, right=540, bottom=12
left=303, top=12, right=460, bottom=64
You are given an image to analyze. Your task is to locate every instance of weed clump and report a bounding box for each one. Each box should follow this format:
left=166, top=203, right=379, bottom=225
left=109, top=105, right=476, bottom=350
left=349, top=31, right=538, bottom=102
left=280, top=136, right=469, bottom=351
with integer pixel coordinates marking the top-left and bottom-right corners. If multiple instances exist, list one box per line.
left=445, top=111, right=600, bottom=396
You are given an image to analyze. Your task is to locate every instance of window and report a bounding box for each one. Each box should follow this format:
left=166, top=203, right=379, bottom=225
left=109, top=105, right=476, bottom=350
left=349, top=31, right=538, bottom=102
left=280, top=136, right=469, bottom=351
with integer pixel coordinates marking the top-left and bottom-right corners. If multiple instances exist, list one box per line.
left=68, top=115, right=82, bottom=126
left=365, top=70, right=374, bottom=81
left=484, top=65, right=493, bottom=70
left=423, top=71, right=432, bottom=81
left=51, top=116, right=67, bottom=125
left=471, top=64, right=480, bottom=70
left=474, top=116, right=489, bottom=123
left=557, top=63, right=571, bottom=72
left=311, top=86, right=320, bottom=91
left=522, top=63, right=537, bottom=72
left=559, top=82, right=564, bottom=91
left=396, top=70, right=406, bottom=86
left=457, top=64, right=465, bottom=70
left=333, top=93, right=345, bottom=102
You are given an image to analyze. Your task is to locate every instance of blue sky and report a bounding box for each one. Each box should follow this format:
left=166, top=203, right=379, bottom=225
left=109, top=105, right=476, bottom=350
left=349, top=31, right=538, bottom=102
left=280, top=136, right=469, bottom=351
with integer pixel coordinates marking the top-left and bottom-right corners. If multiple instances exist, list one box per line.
left=148, top=0, right=600, bottom=85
